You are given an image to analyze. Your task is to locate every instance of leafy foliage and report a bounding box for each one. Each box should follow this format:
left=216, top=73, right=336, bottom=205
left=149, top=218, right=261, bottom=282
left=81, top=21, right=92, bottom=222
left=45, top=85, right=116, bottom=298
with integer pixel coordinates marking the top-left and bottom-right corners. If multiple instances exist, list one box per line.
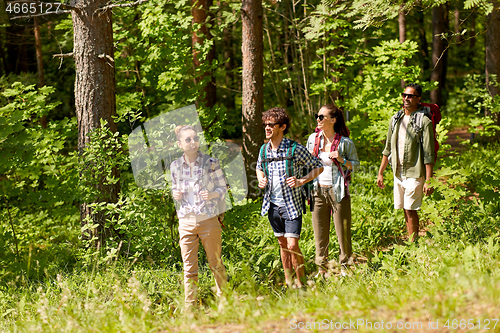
left=0, top=82, right=79, bottom=280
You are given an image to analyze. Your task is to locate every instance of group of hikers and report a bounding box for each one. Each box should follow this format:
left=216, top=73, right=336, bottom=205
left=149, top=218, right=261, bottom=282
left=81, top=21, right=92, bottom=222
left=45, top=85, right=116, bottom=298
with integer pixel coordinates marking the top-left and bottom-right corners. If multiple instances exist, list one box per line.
left=169, top=83, right=436, bottom=310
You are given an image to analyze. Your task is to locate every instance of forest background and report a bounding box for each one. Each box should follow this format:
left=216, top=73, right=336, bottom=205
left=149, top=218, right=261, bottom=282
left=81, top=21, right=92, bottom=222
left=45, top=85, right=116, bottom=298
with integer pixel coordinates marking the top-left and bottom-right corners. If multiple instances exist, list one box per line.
left=0, top=0, right=500, bottom=331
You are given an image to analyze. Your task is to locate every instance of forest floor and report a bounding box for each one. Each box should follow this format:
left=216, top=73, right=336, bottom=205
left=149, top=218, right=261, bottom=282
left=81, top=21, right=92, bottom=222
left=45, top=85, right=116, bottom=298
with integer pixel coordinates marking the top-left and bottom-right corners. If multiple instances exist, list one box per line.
left=445, top=127, right=472, bottom=152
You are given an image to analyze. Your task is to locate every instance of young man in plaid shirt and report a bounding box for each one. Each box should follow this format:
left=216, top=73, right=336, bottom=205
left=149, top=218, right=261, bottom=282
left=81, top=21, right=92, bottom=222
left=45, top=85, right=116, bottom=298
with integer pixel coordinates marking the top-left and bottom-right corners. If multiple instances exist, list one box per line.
left=256, top=107, right=324, bottom=288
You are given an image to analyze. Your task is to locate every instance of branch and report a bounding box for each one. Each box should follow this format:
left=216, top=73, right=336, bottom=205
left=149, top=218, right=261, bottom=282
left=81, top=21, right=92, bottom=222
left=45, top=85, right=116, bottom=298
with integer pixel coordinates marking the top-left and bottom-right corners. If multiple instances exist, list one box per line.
left=53, top=52, right=73, bottom=58
left=10, top=10, right=72, bottom=20
left=97, top=0, right=150, bottom=12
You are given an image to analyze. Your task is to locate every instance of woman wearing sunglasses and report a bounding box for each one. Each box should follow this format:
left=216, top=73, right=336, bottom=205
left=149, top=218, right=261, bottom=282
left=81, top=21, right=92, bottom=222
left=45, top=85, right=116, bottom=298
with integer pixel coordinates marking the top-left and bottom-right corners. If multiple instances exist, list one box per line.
left=306, top=104, right=360, bottom=277
left=170, top=125, right=228, bottom=311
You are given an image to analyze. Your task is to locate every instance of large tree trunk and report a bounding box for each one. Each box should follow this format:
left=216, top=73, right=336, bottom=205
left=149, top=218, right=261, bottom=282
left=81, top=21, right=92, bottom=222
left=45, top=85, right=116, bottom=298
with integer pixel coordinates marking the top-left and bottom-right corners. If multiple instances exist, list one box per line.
left=241, top=0, right=264, bottom=198
left=486, top=0, right=500, bottom=125
left=454, top=7, right=462, bottom=44
left=223, top=8, right=236, bottom=112
left=430, top=3, right=449, bottom=106
left=399, top=5, right=407, bottom=89
left=33, top=16, right=47, bottom=128
left=192, top=0, right=216, bottom=109
left=415, top=10, right=430, bottom=74
left=72, top=0, right=120, bottom=246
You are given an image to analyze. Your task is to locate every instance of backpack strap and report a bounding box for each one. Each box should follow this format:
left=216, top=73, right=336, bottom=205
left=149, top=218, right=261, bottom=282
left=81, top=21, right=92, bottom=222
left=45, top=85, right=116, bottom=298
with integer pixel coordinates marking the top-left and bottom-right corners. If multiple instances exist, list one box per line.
left=259, top=143, right=270, bottom=177
left=391, top=109, right=405, bottom=132
left=198, top=153, right=212, bottom=189
left=286, top=141, right=297, bottom=178
left=312, top=131, right=321, bottom=157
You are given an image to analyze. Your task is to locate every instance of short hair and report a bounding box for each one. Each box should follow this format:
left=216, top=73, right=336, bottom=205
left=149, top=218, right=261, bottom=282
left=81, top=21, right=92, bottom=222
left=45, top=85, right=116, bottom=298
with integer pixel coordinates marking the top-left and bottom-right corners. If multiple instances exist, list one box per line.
left=262, top=107, right=290, bottom=134
left=174, top=125, right=196, bottom=140
left=405, top=83, right=422, bottom=97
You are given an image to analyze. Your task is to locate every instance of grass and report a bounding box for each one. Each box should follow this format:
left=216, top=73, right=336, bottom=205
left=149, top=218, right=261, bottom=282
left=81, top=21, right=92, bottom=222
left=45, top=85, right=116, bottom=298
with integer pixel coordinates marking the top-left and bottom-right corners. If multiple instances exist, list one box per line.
left=2, top=218, right=500, bottom=332
left=1, top=142, right=499, bottom=332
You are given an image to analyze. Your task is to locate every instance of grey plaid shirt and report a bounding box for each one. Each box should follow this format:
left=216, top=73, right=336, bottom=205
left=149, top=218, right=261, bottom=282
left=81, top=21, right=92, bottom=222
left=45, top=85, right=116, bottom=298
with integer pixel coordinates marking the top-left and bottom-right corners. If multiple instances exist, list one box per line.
left=257, top=138, right=323, bottom=219
left=170, top=152, right=227, bottom=218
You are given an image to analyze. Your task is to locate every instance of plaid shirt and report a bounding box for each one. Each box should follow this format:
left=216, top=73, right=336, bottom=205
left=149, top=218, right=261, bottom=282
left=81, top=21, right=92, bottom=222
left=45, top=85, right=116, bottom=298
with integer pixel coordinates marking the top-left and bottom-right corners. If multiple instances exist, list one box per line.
left=170, top=152, right=227, bottom=219
left=257, top=137, right=323, bottom=219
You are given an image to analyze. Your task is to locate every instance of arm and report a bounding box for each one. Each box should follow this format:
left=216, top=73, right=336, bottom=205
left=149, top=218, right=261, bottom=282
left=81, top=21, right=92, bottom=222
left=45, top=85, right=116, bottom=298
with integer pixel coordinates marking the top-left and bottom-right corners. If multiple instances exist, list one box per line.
left=330, top=138, right=360, bottom=172
left=200, top=158, right=227, bottom=201
left=286, top=145, right=324, bottom=188
left=377, top=155, right=390, bottom=189
left=256, top=169, right=268, bottom=188
left=423, top=163, right=434, bottom=195
left=170, top=161, right=182, bottom=200
left=422, top=118, right=435, bottom=196
left=377, top=119, right=394, bottom=189
left=296, top=166, right=324, bottom=187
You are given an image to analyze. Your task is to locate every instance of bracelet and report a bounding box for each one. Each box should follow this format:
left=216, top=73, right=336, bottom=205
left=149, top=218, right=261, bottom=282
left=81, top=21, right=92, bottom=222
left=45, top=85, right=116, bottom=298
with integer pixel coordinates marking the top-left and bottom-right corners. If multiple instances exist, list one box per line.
left=342, top=158, right=348, bottom=166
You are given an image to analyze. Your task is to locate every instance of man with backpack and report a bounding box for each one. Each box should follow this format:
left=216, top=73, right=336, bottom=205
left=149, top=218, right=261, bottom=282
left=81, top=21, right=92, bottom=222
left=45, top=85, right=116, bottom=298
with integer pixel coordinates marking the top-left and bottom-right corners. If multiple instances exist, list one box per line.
left=377, top=83, right=435, bottom=242
left=256, top=107, right=323, bottom=288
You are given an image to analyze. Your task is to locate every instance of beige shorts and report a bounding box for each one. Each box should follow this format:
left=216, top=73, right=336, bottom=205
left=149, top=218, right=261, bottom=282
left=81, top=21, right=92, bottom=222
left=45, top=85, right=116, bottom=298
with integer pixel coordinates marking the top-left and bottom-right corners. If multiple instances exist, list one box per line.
left=393, top=174, right=424, bottom=210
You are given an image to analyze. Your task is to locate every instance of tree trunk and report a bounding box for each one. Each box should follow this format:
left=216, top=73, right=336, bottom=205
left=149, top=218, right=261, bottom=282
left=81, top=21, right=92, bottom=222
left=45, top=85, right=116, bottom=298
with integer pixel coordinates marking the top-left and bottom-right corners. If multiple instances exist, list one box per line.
left=72, top=0, right=120, bottom=246
left=34, top=15, right=47, bottom=129
left=454, top=7, right=462, bottom=44
left=399, top=5, right=407, bottom=89
left=241, top=0, right=264, bottom=198
left=430, top=4, right=449, bottom=106
left=192, top=0, right=216, bottom=109
left=415, top=10, right=430, bottom=74
left=486, top=0, right=500, bottom=124
left=223, top=8, right=235, bottom=112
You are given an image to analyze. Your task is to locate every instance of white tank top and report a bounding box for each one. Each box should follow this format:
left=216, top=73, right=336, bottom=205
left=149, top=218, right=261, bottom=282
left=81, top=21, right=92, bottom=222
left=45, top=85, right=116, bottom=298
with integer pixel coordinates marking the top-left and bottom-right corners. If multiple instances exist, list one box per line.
left=317, top=151, right=333, bottom=186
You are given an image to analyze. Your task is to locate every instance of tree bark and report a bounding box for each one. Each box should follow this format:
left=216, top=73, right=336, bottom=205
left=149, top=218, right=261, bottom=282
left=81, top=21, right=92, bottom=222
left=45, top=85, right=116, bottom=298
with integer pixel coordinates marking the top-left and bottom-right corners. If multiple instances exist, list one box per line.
left=241, top=0, right=264, bottom=198
left=72, top=0, right=120, bottom=246
left=399, top=5, right=407, bottom=89
left=192, top=0, right=216, bottom=109
left=223, top=8, right=235, bottom=112
left=415, top=9, right=430, bottom=74
left=486, top=0, right=500, bottom=123
left=34, top=15, right=47, bottom=128
left=454, top=7, right=462, bottom=44
left=430, top=3, right=449, bottom=106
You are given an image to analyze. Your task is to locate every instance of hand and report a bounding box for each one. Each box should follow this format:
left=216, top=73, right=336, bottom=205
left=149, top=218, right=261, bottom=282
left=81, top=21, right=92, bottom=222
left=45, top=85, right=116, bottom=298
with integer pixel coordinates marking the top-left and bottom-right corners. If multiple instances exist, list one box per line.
left=329, top=151, right=342, bottom=163
left=172, top=190, right=182, bottom=200
left=199, top=190, right=210, bottom=200
left=258, top=177, right=268, bottom=189
left=376, top=174, right=385, bottom=189
left=423, top=183, right=434, bottom=196
left=286, top=176, right=300, bottom=188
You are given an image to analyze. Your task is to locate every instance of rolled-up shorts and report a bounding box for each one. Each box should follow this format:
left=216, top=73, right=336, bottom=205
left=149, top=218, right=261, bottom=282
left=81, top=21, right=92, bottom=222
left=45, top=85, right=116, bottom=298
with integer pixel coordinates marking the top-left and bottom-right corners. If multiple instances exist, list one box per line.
left=394, top=174, right=425, bottom=211
left=268, top=202, right=302, bottom=238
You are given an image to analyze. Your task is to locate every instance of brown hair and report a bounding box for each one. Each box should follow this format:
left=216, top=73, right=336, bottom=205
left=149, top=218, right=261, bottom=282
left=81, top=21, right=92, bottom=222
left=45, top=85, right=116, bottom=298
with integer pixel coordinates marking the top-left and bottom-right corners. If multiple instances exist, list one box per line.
left=174, top=125, right=196, bottom=140
left=321, top=104, right=350, bottom=137
left=262, top=107, right=291, bottom=134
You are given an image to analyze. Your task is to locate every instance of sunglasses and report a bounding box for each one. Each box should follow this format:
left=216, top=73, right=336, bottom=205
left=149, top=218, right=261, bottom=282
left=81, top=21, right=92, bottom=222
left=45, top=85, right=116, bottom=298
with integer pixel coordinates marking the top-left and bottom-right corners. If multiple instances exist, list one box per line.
left=315, top=114, right=327, bottom=121
left=183, top=136, right=200, bottom=143
left=263, top=122, right=279, bottom=128
left=401, top=93, right=420, bottom=99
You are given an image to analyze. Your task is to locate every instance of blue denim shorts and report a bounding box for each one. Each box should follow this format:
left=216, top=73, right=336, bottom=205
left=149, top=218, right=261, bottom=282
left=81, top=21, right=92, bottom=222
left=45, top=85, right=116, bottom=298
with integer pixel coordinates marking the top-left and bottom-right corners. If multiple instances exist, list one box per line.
left=268, top=202, right=302, bottom=238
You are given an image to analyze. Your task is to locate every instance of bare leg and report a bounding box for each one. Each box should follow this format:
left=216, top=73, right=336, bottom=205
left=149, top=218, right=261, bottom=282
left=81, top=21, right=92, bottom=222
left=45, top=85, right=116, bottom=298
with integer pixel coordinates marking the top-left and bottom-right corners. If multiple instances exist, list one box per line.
left=404, top=209, right=419, bottom=242
left=287, top=237, right=305, bottom=287
left=277, top=236, right=293, bottom=286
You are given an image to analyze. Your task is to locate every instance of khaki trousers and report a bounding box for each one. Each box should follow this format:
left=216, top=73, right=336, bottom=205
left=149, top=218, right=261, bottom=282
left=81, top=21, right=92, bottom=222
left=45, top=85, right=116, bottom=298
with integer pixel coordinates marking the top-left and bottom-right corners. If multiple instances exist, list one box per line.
left=178, top=214, right=227, bottom=308
left=312, top=187, right=352, bottom=268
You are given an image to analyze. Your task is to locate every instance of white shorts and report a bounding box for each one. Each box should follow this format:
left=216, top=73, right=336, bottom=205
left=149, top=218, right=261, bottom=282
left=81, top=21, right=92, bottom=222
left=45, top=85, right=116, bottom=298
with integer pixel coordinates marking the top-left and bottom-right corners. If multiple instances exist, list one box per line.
left=393, top=174, right=424, bottom=210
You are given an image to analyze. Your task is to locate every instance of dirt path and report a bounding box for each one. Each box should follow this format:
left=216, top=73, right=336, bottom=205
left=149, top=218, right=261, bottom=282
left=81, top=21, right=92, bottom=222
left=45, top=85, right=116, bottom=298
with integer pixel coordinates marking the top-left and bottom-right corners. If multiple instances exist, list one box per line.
left=444, top=127, right=472, bottom=152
